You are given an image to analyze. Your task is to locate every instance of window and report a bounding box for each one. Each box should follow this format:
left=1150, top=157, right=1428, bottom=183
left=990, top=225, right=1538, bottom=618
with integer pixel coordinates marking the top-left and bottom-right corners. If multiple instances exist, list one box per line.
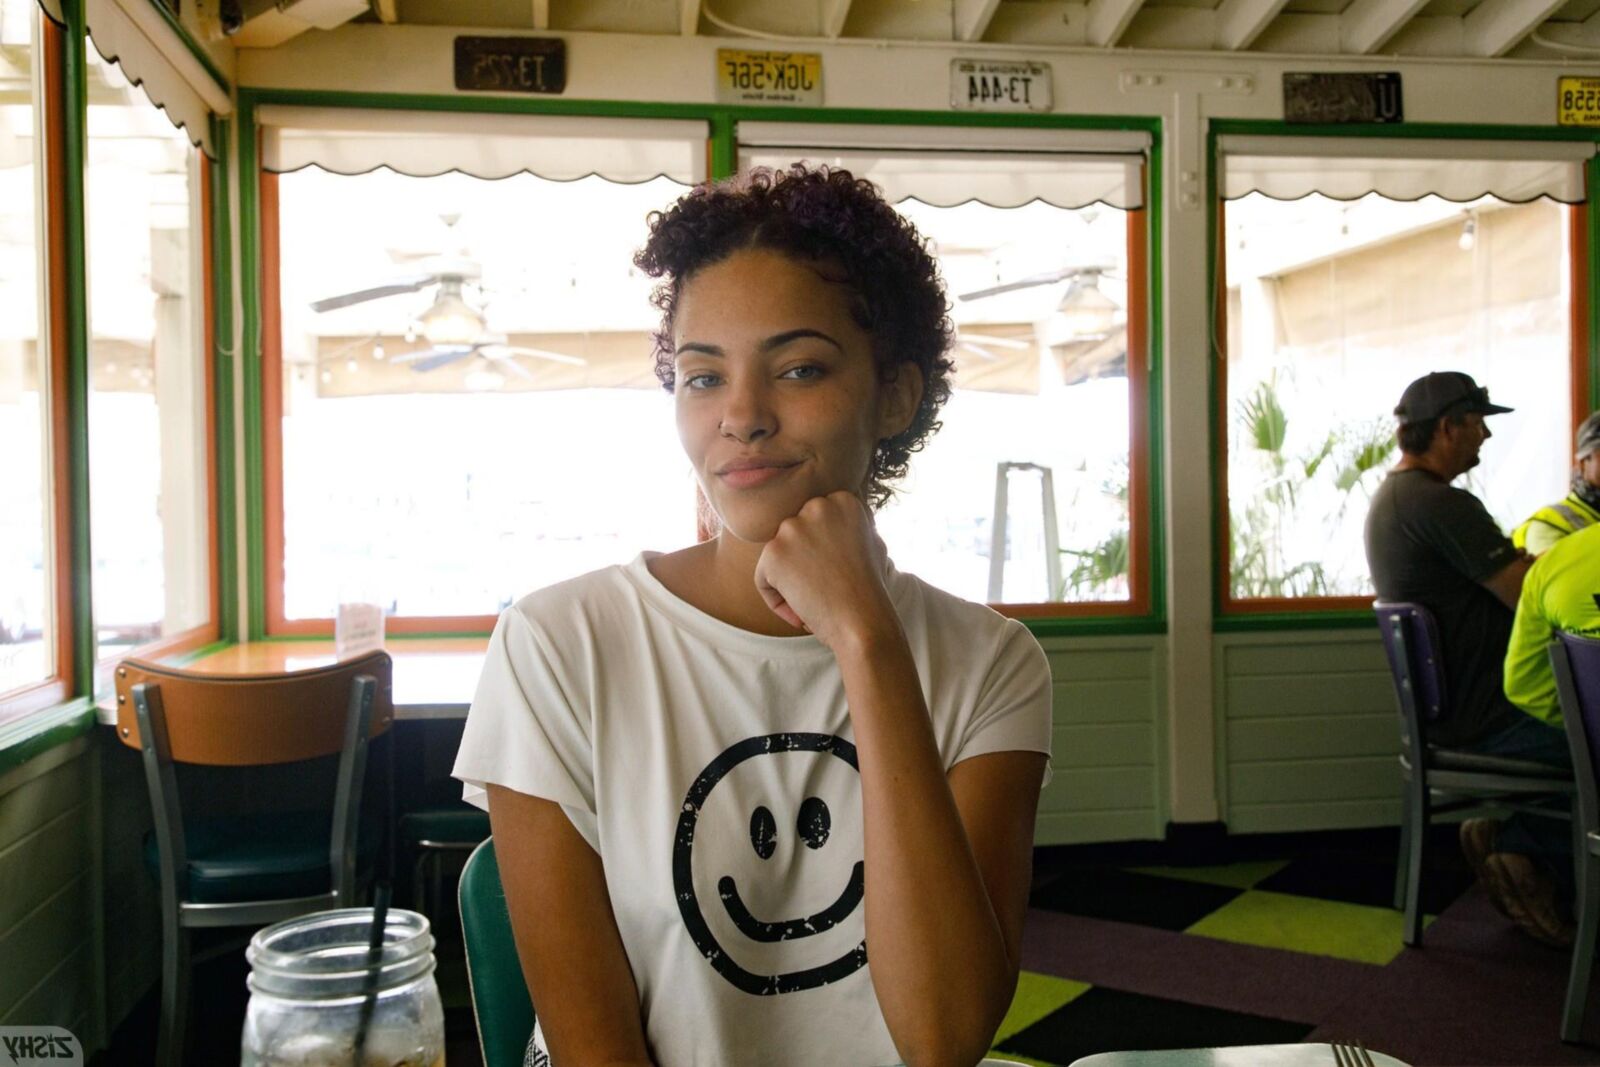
left=0, top=0, right=49, bottom=700
left=1218, top=137, right=1588, bottom=608
left=740, top=125, right=1152, bottom=613
left=84, top=41, right=213, bottom=672
left=262, top=111, right=706, bottom=631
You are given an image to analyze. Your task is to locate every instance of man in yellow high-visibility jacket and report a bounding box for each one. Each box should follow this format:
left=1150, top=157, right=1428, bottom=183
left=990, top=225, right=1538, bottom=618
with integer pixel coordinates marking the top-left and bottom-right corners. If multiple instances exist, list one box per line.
left=1513, top=411, right=1600, bottom=555
left=1504, top=521, right=1600, bottom=727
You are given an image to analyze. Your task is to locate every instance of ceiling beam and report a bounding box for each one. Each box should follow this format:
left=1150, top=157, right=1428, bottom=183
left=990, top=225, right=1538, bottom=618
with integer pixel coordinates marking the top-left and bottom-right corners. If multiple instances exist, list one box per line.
left=822, top=0, right=854, bottom=37
left=1339, top=0, right=1430, bottom=52
left=1214, top=0, right=1290, bottom=49
left=1086, top=0, right=1146, bottom=46
left=1463, top=0, right=1566, bottom=55
left=954, top=0, right=1004, bottom=41
left=530, top=0, right=548, bottom=29
left=680, top=0, right=702, bottom=35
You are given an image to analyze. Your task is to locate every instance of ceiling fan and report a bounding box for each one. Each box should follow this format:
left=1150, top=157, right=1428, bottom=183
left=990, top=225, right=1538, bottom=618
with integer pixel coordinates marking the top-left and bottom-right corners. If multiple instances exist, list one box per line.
left=307, top=215, right=586, bottom=376
left=957, top=262, right=1118, bottom=303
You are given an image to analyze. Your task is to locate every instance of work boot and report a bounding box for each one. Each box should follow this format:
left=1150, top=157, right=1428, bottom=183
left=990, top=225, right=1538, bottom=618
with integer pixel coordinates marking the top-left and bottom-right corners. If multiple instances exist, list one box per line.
left=1482, top=851, right=1576, bottom=948
left=1459, top=817, right=1510, bottom=918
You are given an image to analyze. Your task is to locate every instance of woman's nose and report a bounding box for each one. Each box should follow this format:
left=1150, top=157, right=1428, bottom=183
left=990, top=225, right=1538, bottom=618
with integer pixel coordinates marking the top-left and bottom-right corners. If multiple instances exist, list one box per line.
left=718, top=381, right=776, bottom=442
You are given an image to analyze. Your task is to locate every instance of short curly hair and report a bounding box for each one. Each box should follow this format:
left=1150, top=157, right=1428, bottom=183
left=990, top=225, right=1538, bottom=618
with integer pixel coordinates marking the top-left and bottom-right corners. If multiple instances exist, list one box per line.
left=633, top=164, right=956, bottom=511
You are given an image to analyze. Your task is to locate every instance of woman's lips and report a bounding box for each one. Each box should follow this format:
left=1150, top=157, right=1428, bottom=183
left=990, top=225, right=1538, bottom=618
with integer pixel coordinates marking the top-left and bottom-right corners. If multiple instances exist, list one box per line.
left=717, top=463, right=799, bottom=489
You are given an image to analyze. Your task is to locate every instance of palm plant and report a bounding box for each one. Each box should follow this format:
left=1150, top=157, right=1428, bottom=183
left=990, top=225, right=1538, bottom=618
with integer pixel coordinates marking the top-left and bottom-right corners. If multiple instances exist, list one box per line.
left=1229, top=372, right=1393, bottom=598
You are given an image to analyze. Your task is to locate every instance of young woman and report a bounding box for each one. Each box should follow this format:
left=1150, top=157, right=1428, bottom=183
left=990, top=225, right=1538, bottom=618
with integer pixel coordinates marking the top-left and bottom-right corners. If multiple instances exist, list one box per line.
left=454, top=165, right=1052, bottom=1067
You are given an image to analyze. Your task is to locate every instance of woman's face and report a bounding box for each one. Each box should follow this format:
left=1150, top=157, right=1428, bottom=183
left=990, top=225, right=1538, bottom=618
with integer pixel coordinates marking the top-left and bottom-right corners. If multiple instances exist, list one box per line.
left=671, top=247, right=921, bottom=543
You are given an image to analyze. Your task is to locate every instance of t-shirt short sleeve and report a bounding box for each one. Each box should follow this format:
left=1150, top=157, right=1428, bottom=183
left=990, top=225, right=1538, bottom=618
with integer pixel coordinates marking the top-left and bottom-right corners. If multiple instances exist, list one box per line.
left=452, top=606, right=599, bottom=849
left=953, top=618, right=1054, bottom=782
left=1413, top=485, right=1519, bottom=583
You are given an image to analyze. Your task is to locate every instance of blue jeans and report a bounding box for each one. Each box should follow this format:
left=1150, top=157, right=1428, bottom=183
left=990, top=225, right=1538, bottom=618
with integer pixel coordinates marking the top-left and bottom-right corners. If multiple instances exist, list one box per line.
left=1464, top=714, right=1575, bottom=890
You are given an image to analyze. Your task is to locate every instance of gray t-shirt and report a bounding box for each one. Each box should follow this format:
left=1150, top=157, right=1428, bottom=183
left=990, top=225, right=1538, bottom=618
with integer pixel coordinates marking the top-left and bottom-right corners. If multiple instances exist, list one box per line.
left=1364, top=468, right=1522, bottom=746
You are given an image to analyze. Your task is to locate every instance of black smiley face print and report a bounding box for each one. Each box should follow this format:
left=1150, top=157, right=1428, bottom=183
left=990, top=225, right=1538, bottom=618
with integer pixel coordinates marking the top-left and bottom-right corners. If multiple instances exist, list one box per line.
left=672, top=733, right=868, bottom=995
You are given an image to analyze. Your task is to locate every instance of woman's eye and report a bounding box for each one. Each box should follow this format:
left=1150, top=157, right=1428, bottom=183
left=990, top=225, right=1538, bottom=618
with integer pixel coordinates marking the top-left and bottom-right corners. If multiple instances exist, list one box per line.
left=780, top=364, right=823, bottom=381
left=683, top=372, right=721, bottom=390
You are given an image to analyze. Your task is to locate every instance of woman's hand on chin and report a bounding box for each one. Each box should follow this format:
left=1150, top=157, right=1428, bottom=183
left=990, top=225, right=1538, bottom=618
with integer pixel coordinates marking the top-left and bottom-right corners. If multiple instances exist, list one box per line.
left=752, top=490, right=900, bottom=651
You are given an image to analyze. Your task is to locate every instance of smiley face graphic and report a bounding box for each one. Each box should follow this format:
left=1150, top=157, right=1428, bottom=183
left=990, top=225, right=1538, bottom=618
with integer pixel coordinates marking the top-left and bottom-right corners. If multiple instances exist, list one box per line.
left=672, top=732, right=868, bottom=995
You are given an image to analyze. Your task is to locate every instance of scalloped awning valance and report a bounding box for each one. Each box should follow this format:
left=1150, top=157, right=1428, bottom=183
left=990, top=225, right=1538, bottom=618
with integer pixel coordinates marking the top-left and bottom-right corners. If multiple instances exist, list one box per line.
left=1220, top=135, right=1595, bottom=204
left=737, top=122, right=1149, bottom=210
left=84, top=0, right=228, bottom=158
left=257, top=106, right=708, bottom=184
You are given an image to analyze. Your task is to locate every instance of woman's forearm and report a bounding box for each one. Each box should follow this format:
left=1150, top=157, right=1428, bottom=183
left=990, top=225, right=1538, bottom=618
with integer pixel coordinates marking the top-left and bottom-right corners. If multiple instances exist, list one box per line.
left=836, top=626, right=1016, bottom=1067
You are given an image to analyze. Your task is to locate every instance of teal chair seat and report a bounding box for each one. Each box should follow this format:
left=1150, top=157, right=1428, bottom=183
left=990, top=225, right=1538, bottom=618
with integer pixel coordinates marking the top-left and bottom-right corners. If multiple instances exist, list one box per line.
left=142, top=810, right=380, bottom=904
left=460, top=838, right=535, bottom=1067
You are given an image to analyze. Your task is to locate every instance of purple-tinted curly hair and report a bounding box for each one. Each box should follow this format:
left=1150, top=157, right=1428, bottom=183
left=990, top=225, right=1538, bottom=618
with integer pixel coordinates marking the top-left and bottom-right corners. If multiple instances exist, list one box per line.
left=633, top=164, right=956, bottom=511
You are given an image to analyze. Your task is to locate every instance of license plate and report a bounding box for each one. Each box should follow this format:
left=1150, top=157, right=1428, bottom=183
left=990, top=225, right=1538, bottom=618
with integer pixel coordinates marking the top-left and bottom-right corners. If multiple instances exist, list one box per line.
left=951, top=59, right=1052, bottom=112
left=716, top=49, right=823, bottom=106
left=1558, top=76, right=1600, bottom=126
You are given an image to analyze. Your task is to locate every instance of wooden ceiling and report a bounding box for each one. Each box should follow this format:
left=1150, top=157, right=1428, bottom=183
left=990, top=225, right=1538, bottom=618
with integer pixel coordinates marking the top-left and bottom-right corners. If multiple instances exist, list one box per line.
left=254, top=0, right=1600, bottom=64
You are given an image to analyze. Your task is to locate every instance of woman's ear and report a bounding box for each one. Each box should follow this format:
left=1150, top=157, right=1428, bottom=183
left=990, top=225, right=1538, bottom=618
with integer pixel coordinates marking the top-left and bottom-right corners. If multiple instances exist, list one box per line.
left=877, top=362, right=925, bottom=440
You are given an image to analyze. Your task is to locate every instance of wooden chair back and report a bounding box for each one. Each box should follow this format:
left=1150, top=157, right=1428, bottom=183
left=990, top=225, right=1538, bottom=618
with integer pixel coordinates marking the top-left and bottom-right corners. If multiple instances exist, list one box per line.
left=113, top=651, right=394, bottom=765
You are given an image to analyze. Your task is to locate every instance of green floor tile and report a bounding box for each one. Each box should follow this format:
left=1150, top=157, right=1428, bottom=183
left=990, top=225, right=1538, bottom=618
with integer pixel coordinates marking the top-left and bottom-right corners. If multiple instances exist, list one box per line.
left=1184, top=888, right=1425, bottom=965
left=993, top=970, right=1092, bottom=1046
left=1130, top=860, right=1289, bottom=890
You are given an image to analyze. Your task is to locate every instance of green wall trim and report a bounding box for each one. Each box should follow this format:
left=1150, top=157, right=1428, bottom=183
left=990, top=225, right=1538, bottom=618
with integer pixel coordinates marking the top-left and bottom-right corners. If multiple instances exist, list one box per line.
left=0, top=699, right=97, bottom=780
left=234, top=87, right=1165, bottom=630
left=236, top=88, right=1163, bottom=136
left=170, top=640, right=231, bottom=665
left=238, top=96, right=265, bottom=640
left=144, top=0, right=231, bottom=98
left=1213, top=611, right=1378, bottom=633
left=1591, top=158, right=1600, bottom=412
left=709, top=113, right=735, bottom=179
left=61, top=0, right=94, bottom=697
left=1024, top=616, right=1167, bottom=638
left=1206, top=123, right=1224, bottom=622
left=1145, top=130, right=1167, bottom=624
left=209, top=113, right=238, bottom=643
left=1209, top=119, right=1600, bottom=626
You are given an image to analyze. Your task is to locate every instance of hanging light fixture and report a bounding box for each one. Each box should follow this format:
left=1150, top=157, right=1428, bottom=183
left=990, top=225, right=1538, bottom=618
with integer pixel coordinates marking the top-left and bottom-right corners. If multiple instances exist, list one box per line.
left=1458, top=215, right=1477, bottom=252
left=417, top=279, right=486, bottom=347
left=1053, top=271, right=1120, bottom=340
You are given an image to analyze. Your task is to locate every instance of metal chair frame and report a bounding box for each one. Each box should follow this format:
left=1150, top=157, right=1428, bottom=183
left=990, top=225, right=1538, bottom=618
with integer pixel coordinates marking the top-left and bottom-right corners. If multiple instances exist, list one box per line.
left=116, top=652, right=392, bottom=1067
left=1554, top=632, right=1600, bottom=1043
left=1375, top=601, right=1573, bottom=946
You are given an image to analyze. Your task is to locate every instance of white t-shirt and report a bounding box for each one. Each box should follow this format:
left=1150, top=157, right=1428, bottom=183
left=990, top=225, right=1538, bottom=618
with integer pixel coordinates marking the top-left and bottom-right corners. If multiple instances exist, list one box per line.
left=453, top=552, right=1053, bottom=1067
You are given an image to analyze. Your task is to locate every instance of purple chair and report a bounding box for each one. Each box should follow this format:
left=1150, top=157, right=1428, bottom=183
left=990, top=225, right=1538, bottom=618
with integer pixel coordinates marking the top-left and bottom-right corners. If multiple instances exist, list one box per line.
left=1554, top=631, right=1600, bottom=1043
left=1374, top=602, right=1573, bottom=946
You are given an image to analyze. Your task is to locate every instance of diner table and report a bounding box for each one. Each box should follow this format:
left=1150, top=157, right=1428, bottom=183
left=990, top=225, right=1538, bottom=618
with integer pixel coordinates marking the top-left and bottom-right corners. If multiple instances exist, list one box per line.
left=94, top=636, right=489, bottom=725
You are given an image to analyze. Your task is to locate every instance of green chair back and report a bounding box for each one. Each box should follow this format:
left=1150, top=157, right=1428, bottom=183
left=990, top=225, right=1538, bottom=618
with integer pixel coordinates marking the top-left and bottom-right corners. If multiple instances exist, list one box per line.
left=460, top=837, right=536, bottom=1067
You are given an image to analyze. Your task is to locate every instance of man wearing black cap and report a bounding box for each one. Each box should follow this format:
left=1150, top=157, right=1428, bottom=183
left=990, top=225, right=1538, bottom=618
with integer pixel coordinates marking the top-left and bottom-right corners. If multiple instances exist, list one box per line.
left=1365, top=371, right=1573, bottom=947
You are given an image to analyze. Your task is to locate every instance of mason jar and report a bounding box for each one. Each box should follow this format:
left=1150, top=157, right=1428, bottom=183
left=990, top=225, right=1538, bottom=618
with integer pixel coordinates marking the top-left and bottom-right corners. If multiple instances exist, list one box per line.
left=241, top=907, right=445, bottom=1067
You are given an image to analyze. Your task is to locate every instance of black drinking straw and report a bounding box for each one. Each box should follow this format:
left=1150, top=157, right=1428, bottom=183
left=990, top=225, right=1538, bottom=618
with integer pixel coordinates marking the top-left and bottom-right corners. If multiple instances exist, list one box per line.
left=352, top=880, right=391, bottom=1067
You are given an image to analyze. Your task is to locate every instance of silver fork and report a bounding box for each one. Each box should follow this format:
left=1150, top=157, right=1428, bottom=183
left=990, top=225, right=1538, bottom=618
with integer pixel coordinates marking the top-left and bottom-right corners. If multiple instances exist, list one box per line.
left=1331, top=1041, right=1377, bottom=1067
